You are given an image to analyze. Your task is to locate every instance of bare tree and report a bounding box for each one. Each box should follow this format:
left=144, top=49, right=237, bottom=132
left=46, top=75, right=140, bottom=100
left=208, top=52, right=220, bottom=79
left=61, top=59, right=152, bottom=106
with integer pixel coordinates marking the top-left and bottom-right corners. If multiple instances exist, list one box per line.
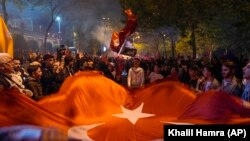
left=0, top=0, right=27, bottom=24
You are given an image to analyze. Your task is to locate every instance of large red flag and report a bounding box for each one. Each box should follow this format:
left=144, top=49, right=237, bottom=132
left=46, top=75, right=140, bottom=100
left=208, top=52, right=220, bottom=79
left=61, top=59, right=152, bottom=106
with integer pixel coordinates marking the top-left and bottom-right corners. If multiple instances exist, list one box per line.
left=1, top=71, right=250, bottom=140
left=0, top=71, right=196, bottom=140
left=0, top=16, right=13, bottom=57
left=87, top=81, right=196, bottom=140
left=38, top=71, right=130, bottom=124
left=39, top=72, right=197, bottom=140
left=110, top=9, right=137, bottom=53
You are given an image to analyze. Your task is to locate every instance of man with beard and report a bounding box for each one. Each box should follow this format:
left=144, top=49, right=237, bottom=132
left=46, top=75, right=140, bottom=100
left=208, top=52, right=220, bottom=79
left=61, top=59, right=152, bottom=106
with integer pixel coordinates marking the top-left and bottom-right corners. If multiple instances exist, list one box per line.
left=0, top=53, right=33, bottom=97
left=220, top=61, right=243, bottom=97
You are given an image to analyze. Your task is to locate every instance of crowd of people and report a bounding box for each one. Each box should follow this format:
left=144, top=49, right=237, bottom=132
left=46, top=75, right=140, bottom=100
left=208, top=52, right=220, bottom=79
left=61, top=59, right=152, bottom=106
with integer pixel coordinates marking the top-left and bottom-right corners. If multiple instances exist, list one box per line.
left=0, top=45, right=249, bottom=102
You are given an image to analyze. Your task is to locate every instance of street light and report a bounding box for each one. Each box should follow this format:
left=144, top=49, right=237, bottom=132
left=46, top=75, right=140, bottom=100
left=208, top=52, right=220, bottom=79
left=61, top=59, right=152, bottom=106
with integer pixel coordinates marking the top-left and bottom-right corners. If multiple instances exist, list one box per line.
left=102, top=16, right=110, bottom=32
left=56, top=16, right=61, bottom=33
left=160, top=32, right=167, bottom=58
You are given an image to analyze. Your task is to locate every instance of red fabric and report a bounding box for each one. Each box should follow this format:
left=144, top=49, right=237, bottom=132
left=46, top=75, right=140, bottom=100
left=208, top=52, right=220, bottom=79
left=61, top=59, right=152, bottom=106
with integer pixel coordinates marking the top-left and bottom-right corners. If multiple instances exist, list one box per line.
left=110, top=32, right=120, bottom=52
left=110, top=9, right=137, bottom=53
left=0, top=71, right=250, bottom=140
left=179, top=90, right=250, bottom=120
left=168, top=90, right=250, bottom=125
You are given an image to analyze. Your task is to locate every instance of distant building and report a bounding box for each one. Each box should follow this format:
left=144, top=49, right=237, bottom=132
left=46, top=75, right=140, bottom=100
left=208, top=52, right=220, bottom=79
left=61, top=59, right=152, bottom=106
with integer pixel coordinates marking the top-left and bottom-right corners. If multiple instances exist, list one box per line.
left=0, top=12, right=60, bottom=50
left=8, top=18, right=33, bottom=32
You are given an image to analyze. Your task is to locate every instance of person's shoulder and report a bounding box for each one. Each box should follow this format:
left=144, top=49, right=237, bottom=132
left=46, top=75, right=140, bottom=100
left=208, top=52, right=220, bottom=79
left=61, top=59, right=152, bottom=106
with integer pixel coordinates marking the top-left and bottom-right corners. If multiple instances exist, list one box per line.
left=0, top=80, right=11, bottom=89
left=139, top=67, right=144, bottom=71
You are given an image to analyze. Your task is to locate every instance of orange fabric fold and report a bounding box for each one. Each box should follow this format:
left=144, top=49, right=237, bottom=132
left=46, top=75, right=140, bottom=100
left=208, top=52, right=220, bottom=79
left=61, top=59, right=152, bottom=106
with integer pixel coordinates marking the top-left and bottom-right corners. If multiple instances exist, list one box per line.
left=0, top=71, right=250, bottom=141
left=0, top=16, right=13, bottom=57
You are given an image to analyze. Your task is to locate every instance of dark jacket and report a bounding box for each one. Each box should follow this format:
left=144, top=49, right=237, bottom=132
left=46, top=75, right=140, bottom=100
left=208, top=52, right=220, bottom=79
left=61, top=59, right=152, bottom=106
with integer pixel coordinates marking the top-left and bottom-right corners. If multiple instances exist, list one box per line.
left=41, top=68, right=61, bottom=95
left=0, top=73, right=11, bottom=89
left=25, top=77, right=43, bottom=101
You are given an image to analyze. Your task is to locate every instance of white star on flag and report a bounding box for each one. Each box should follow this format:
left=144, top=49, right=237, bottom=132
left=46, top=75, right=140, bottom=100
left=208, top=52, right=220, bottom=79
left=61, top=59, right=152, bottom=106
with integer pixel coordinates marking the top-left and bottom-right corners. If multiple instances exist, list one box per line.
left=113, top=102, right=155, bottom=124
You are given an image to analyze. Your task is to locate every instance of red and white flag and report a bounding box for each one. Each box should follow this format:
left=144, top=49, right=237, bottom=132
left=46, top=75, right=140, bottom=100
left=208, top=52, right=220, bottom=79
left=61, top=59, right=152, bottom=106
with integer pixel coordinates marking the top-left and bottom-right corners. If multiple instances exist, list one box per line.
left=0, top=71, right=250, bottom=140
left=110, top=9, right=137, bottom=54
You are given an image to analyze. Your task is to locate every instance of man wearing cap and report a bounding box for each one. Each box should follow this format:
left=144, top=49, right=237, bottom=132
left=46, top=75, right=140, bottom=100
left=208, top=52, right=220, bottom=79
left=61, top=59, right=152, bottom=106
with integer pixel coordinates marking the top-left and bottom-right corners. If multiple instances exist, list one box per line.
left=0, top=53, right=33, bottom=97
left=127, top=57, right=145, bottom=88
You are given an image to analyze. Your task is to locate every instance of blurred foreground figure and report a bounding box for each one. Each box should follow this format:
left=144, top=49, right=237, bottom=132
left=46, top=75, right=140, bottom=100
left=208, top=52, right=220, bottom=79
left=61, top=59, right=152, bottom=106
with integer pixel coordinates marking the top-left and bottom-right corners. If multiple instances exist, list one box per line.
left=0, top=125, right=70, bottom=141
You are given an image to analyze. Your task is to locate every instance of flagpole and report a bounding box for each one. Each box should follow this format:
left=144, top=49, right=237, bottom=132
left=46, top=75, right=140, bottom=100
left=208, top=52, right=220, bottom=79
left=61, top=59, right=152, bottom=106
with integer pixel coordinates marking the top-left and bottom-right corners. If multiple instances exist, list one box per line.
left=118, top=39, right=126, bottom=55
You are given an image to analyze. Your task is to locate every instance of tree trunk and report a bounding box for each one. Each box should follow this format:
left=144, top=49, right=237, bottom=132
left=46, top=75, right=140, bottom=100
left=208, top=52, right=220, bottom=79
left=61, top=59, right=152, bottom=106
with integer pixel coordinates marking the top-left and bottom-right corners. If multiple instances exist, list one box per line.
left=43, top=0, right=57, bottom=54
left=43, top=20, right=54, bottom=54
left=160, top=34, right=167, bottom=58
left=191, top=26, right=196, bottom=59
left=170, top=36, right=175, bottom=58
left=1, top=0, right=8, bottom=24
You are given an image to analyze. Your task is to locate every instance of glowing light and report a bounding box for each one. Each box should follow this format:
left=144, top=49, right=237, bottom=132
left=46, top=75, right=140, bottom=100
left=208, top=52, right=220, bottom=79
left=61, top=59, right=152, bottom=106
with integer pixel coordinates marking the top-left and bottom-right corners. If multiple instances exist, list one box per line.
left=56, top=16, right=61, bottom=33
left=103, top=46, right=107, bottom=52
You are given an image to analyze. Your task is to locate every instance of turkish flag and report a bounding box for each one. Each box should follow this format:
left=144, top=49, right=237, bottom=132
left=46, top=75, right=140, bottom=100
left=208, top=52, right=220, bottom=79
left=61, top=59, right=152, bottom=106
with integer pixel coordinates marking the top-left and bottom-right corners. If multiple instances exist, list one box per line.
left=86, top=81, right=196, bottom=141
left=110, top=32, right=120, bottom=53
left=38, top=71, right=130, bottom=125
left=0, top=71, right=250, bottom=140
left=0, top=16, right=13, bottom=57
left=110, top=9, right=137, bottom=53
left=38, top=71, right=197, bottom=140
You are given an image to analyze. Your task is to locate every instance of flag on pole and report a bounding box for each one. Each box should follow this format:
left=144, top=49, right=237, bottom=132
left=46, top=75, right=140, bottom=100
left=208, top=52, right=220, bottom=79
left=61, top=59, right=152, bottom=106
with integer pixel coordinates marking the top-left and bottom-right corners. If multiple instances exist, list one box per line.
left=0, top=16, right=13, bottom=57
left=110, top=32, right=120, bottom=52
left=110, top=9, right=137, bottom=54
left=118, top=40, right=137, bottom=57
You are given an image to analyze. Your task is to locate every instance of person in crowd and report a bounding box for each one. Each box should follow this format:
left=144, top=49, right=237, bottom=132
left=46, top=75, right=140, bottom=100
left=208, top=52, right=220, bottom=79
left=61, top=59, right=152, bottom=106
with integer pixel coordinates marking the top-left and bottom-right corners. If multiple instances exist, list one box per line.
left=127, top=57, right=145, bottom=88
left=40, top=54, right=63, bottom=95
left=167, top=65, right=179, bottom=81
left=188, top=64, right=201, bottom=92
left=11, top=59, right=26, bottom=90
left=220, top=60, right=243, bottom=97
left=0, top=53, right=33, bottom=97
left=25, top=64, right=43, bottom=101
left=198, top=64, right=220, bottom=92
left=62, top=56, right=75, bottom=77
left=160, top=64, right=171, bottom=78
left=56, top=45, right=67, bottom=63
left=55, top=56, right=76, bottom=86
left=148, top=64, right=164, bottom=83
left=13, top=59, right=29, bottom=83
left=98, top=56, right=115, bottom=80
left=241, top=61, right=250, bottom=101
left=107, top=62, right=118, bottom=82
left=178, top=61, right=190, bottom=84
